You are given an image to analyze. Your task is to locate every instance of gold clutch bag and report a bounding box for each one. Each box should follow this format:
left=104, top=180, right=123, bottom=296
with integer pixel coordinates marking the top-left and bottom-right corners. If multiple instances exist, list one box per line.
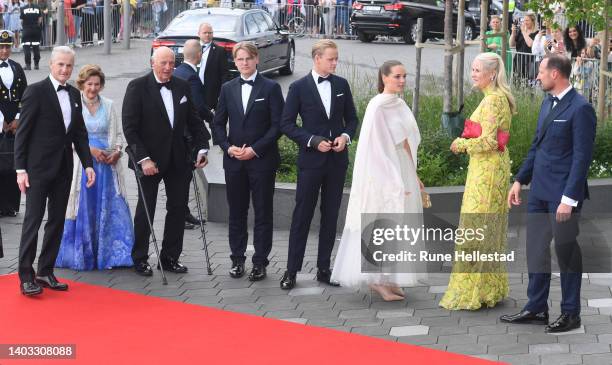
left=421, top=191, right=432, bottom=208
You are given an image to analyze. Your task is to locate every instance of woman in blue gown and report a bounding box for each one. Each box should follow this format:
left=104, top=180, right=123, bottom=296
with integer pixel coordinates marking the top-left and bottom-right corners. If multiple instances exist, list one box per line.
left=56, top=64, right=134, bottom=270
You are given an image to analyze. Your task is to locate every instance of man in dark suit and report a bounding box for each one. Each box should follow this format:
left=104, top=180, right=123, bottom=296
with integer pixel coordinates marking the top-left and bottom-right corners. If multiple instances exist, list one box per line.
left=212, top=42, right=284, bottom=281
left=502, top=54, right=597, bottom=333
left=0, top=30, right=27, bottom=218
left=197, top=22, right=230, bottom=110
left=14, top=46, right=95, bottom=296
left=279, top=40, right=358, bottom=289
left=122, top=46, right=210, bottom=276
left=173, top=39, right=214, bottom=230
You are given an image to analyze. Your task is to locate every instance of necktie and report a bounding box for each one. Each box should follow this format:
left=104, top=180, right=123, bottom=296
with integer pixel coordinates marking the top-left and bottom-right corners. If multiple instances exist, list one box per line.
left=57, top=84, right=69, bottom=92
left=158, top=81, right=172, bottom=90
left=239, top=78, right=254, bottom=86
left=0, top=62, right=8, bottom=68
left=318, top=76, right=330, bottom=84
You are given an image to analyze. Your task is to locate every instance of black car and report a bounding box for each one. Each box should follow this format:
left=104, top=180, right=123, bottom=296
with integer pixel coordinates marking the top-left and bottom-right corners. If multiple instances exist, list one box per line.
left=151, top=7, right=295, bottom=76
left=351, top=0, right=479, bottom=44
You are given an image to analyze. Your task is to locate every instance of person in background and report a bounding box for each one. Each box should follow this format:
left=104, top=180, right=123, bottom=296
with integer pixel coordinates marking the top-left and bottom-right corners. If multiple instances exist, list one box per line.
left=7, top=0, right=22, bottom=48
left=510, top=13, right=538, bottom=83
left=20, top=0, right=42, bottom=70
left=484, top=15, right=512, bottom=78
left=563, top=25, right=586, bottom=59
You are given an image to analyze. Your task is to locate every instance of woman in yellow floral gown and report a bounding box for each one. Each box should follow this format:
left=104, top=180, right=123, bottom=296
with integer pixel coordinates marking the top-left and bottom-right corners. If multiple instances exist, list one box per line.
left=439, top=52, right=516, bottom=310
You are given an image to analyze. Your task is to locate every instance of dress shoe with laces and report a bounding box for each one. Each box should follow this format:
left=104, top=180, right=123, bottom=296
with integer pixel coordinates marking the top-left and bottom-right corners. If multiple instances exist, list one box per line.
left=500, top=310, right=549, bottom=325
left=185, top=213, right=202, bottom=226
left=35, top=274, right=68, bottom=291
left=248, top=265, right=266, bottom=281
left=134, top=261, right=153, bottom=276
left=21, top=281, right=42, bottom=296
left=280, top=271, right=296, bottom=290
left=545, top=313, right=581, bottom=333
left=316, top=268, right=340, bottom=287
left=229, top=262, right=245, bottom=278
left=158, top=258, right=188, bottom=273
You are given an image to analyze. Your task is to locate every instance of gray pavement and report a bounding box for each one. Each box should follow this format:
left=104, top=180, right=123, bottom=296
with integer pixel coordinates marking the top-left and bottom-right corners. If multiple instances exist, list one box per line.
left=1, top=39, right=612, bottom=365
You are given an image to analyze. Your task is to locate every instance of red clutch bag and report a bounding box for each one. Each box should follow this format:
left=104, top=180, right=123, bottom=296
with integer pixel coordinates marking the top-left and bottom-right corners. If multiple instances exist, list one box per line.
left=461, top=119, right=510, bottom=152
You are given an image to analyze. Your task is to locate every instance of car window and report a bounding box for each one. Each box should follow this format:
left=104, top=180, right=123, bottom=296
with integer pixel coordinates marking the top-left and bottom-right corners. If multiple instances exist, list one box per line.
left=261, top=12, right=277, bottom=31
left=245, top=14, right=261, bottom=35
left=165, top=12, right=238, bottom=34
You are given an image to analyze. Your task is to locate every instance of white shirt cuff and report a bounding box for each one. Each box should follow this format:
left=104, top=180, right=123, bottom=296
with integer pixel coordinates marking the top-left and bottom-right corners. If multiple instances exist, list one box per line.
left=198, top=149, right=208, bottom=156
left=16, top=169, right=26, bottom=173
left=561, top=195, right=579, bottom=207
left=137, top=157, right=150, bottom=164
left=14, top=113, right=19, bottom=120
left=342, top=133, right=351, bottom=145
left=307, top=136, right=313, bottom=148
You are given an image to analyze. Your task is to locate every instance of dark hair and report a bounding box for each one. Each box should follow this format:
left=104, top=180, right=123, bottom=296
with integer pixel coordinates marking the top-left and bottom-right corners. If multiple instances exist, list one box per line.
left=563, top=25, right=586, bottom=57
left=543, top=54, right=572, bottom=79
left=377, top=60, right=404, bottom=93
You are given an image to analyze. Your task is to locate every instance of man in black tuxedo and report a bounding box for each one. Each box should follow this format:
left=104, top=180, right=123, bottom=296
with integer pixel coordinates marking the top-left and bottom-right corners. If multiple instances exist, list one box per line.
left=0, top=30, right=27, bottom=218
left=212, top=42, right=284, bottom=281
left=173, top=39, right=214, bottom=230
left=14, top=46, right=95, bottom=296
left=122, top=47, right=210, bottom=276
left=197, top=22, right=230, bottom=110
left=279, top=40, right=358, bottom=289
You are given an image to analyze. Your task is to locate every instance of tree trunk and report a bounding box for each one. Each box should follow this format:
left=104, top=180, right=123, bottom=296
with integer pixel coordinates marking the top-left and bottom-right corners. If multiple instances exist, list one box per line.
left=443, top=0, right=453, bottom=113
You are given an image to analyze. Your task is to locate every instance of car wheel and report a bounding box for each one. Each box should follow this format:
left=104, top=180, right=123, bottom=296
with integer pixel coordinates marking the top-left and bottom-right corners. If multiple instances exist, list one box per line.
left=464, top=23, right=474, bottom=41
left=279, top=45, right=295, bottom=76
left=404, top=22, right=423, bottom=45
left=357, top=31, right=375, bottom=43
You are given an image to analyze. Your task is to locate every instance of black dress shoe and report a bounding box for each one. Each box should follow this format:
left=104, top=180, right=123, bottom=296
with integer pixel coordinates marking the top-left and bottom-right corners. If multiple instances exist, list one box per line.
left=24, top=64, right=31, bottom=70
left=34, top=64, right=39, bottom=70
left=280, top=271, right=296, bottom=290
left=184, top=221, right=197, bottom=230
left=545, top=313, right=581, bottom=333
left=134, top=261, right=153, bottom=276
left=229, top=262, right=245, bottom=278
left=500, top=310, right=549, bottom=324
left=35, top=274, right=68, bottom=291
left=21, top=281, right=42, bottom=296
left=158, top=258, right=188, bottom=273
left=185, top=213, right=202, bottom=226
left=316, top=268, right=340, bottom=287
left=248, top=265, right=266, bottom=281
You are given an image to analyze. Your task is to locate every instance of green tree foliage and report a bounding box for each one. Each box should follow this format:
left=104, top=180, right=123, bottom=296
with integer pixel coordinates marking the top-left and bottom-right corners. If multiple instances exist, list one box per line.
left=524, top=0, right=611, bottom=31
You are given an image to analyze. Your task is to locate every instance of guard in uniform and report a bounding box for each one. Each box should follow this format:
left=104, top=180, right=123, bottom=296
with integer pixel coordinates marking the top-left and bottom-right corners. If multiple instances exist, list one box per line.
left=20, top=0, right=43, bottom=70
left=0, top=30, right=27, bottom=217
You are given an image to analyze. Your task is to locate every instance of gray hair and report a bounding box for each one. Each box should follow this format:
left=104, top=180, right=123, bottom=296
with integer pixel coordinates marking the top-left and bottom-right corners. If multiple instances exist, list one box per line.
left=150, top=46, right=175, bottom=62
left=50, top=46, right=75, bottom=63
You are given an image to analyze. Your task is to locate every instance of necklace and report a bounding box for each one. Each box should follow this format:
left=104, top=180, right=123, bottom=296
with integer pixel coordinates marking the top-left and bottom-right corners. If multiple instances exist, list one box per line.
left=82, top=95, right=100, bottom=106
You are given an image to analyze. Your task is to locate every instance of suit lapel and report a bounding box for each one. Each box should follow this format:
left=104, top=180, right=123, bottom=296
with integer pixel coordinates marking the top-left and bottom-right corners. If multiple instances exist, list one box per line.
left=203, top=44, right=216, bottom=79
left=66, top=87, right=78, bottom=133
left=329, top=75, right=339, bottom=120
left=243, top=74, right=264, bottom=120
left=171, top=76, right=181, bottom=128
left=538, top=89, right=575, bottom=142
left=306, top=74, right=329, bottom=121
left=46, top=78, right=66, bottom=131
left=232, top=78, right=244, bottom=117
left=147, top=73, right=171, bottom=127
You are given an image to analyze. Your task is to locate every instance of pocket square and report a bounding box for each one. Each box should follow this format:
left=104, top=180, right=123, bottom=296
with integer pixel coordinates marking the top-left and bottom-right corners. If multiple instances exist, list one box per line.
left=180, top=96, right=187, bottom=104
left=74, top=102, right=79, bottom=107
left=255, top=98, right=265, bottom=102
left=336, top=93, right=344, bottom=97
left=553, top=119, right=567, bottom=123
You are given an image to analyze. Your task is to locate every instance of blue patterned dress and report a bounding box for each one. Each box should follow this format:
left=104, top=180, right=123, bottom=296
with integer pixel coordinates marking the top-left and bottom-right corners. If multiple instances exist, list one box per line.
left=56, top=102, right=134, bottom=270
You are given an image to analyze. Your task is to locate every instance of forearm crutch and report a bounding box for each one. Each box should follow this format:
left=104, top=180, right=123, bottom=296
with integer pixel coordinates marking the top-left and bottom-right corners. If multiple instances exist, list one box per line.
left=191, top=168, right=213, bottom=275
left=125, top=146, right=168, bottom=285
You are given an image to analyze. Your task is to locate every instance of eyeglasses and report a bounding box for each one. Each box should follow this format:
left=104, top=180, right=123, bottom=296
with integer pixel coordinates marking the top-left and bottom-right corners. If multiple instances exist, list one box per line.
left=201, top=32, right=213, bottom=35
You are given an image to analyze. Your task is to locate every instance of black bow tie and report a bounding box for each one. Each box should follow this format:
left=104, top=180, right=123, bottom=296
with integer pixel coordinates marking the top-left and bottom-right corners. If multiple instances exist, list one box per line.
left=158, top=81, right=172, bottom=90
left=239, top=78, right=254, bottom=86
left=57, top=84, right=69, bottom=92
left=549, top=95, right=560, bottom=104
left=0, top=62, right=8, bottom=68
left=318, top=76, right=330, bottom=84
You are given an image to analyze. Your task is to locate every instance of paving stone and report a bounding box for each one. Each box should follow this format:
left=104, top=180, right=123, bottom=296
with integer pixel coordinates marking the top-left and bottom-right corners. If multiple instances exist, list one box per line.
left=540, top=353, right=583, bottom=365
left=585, top=323, right=612, bottom=335
left=487, top=344, right=529, bottom=355
left=437, top=334, right=478, bottom=345
left=427, top=285, right=448, bottom=293
left=427, top=326, right=468, bottom=336
left=339, top=309, right=377, bottom=319
left=343, top=318, right=384, bottom=327
left=395, top=335, right=438, bottom=345
left=350, top=326, right=391, bottom=336
left=184, top=296, right=221, bottom=305
left=518, top=333, right=560, bottom=344
left=288, top=287, right=325, bottom=296
left=557, top=334, right=599, bottom=344
left=389, top=325, right=429, bottom=337
left=147, top=288, right=185, bottom=297
left=420, top=316, right=459, bottom=326
left=184, top=288, right=220, bottom=296
left=281, top=318, right=308, bottom=325
left=582, top=353, right=612, bottom=365
left=477, top=334, right=518, bottom=345
left=381, top=317, right=422, bottom=327
left=264, top=310, right=304, bottom=319
left=220, top=296, right=260, bottom=305
left=445, top=344, right=488, bottom=355
left=468, top=324, right=508, bottom=335
left=498, top=354, right=541, bottom=365
left=529, top=343, right=569, bottom=354
left=547, top=325, right=586, bottom=336
left=218, top=288, right=255, bottom=297
left=376, top=309, right=414, bottom=319
left=570, top=343, right=611, bottom=354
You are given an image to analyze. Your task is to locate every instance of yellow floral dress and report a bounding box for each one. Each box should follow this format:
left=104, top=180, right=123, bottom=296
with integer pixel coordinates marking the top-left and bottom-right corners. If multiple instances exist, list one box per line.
left=439, top=86, right=511, bottom=310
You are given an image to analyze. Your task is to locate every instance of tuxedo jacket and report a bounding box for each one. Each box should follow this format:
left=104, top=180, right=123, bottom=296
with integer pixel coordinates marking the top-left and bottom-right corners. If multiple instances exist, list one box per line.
left=14, top=78, right=92, bottom=180
left=515, top=88, right=596, bottom=203
left=279, top=73, right=358, bottom=169
left=173, top=62, right=214, bottom=123
left=122, top=72, right=211, bottom=172
left=212, top=74, right=284, bottom=172
left=0, top=58, right=27, bottom=122
left=201, top=42, right=230, bottom=109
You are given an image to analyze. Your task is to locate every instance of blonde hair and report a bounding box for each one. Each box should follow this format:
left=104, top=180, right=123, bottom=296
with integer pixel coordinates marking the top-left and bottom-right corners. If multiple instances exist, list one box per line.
left=311, top=39, right=337, bottom=59
left=232, top=41, right=258, bottom=58
left=475, top=52, right=517, bottom=114
left=76, top=64, right=105, bottom=90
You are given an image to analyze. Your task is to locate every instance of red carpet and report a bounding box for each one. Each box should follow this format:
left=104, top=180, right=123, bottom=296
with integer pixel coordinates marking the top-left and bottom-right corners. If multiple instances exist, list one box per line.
left=0, top=274, right=503, bottom=365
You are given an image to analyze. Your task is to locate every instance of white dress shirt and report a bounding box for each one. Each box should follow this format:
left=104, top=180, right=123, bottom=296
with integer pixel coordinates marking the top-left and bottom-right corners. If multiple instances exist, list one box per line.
left=198, top=42, right=212, bottom=85
left=184, top=60, right=198, bottom=73
left=552, top=84, right=579, bottom=207
left=154, top=73, right=174, bottom=128
left=0, top=59, right=14, bottom=92
left=240, top=70, right=257, bottom=113
left=307, top=70, right=351, bottom=148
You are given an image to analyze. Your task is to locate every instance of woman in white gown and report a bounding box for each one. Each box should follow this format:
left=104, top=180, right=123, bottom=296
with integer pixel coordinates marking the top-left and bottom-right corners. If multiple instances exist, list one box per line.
left=331, top=61, right=427, bottom=301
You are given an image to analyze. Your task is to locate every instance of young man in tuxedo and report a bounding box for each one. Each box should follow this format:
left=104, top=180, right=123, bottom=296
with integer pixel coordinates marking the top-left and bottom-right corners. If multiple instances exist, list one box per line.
left=122, top=47, right=210, bottom=276
left=14, top=46, right=95, bottom=296
left=0, top=30, right=27, bottom=218
left=502, top=54, right=597, bottom=333
left=173, top=39, right=214, bottom=230
left=212, top=42, right=284, bottom=281
left=197, top=22, right=230, bottom=110
left=279, top=40, right=358, bottom=289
